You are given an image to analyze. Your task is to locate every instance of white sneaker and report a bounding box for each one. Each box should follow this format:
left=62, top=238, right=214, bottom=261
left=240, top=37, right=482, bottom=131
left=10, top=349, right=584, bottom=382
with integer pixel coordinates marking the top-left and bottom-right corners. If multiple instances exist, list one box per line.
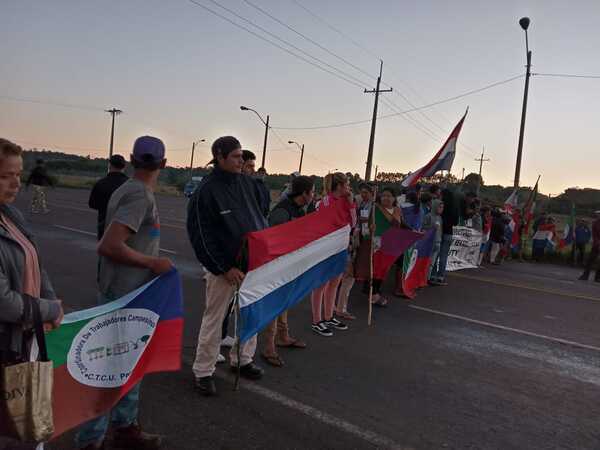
left=217, top=353, right=226, bottom=363
left=221, top=336, right=236, bottom=347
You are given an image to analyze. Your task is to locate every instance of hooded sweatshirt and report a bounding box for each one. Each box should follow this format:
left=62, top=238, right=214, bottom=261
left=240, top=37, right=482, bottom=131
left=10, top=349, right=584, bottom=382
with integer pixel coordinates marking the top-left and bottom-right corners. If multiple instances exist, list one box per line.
left=423, top=199, right=443, bottom=244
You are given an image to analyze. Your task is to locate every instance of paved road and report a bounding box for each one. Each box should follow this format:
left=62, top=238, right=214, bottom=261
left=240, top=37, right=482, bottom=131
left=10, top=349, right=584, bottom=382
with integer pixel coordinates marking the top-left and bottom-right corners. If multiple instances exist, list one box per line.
left=10, top=188, right=600, bottom=449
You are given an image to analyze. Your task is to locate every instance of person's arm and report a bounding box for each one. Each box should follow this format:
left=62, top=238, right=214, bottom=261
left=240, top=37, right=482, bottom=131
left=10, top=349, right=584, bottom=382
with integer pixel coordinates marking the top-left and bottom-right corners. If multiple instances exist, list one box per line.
left=268, top=208, right=290, bottom=227
left=88, top=183, right=100, bottom=210
left=0, top=266, right=61, bottom=325
left=98, top=222, right=172, bottom=274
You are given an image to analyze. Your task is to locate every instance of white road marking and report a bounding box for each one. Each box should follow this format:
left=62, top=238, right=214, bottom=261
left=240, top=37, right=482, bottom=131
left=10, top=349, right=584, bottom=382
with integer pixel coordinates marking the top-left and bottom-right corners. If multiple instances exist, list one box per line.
left=408, top=305, right=600, bottom=353
left=54, top=225, right=178, bottom=255
left=185, top=356, right=411, bottom=450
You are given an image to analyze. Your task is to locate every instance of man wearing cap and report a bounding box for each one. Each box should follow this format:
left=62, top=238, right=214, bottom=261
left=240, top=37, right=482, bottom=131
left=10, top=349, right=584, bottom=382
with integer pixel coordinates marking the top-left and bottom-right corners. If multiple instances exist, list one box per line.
left=75, top=136, right=173, bottom=450
left=187, top=136, right=267, bottom=396
left=88, top=154, right=129, bottom=239
left=579, top=212, right=600, bottom=282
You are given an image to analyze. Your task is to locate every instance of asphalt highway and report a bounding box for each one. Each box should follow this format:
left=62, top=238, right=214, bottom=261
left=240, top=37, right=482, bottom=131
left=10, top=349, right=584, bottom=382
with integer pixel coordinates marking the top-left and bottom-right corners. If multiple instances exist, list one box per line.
left=8, top=187, right=600, bottom=450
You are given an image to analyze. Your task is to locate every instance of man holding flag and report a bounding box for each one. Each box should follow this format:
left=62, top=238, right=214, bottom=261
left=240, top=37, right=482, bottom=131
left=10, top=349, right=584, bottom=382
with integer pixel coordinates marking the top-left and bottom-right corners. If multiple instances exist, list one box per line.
left=187, top=136, right=267, bottom=397
left=76, top=136, right=173, bottom=450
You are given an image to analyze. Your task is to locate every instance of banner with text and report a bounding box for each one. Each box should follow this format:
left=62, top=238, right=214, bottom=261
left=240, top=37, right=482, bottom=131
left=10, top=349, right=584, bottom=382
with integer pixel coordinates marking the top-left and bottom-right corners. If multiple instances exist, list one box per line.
left=446, top=226, right=482, bottom=272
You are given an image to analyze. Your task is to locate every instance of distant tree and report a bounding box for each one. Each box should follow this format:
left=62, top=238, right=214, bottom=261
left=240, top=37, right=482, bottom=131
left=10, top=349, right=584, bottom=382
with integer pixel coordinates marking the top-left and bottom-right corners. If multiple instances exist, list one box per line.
left=464, top=172, right=483, bottom=187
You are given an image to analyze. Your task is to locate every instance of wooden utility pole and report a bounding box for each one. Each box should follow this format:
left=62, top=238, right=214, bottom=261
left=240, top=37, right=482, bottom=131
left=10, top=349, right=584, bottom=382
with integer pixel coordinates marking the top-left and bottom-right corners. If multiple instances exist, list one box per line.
left=364, top=61, right=392, bottom=182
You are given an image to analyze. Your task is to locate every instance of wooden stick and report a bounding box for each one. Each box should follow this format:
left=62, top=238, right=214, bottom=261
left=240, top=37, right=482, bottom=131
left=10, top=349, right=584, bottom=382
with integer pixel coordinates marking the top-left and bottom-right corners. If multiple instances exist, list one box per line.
left=233, top=287, right=241, bottom=391
left=367, top=188, right=378, bottom=326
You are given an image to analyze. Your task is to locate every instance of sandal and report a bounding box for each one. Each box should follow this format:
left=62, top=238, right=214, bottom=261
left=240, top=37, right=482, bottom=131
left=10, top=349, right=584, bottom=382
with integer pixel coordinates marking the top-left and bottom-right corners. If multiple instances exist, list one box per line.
left=261, top=353, right=285, bottom=367
left=372, top=297, right=389, bottom=307
left=276, top=338, right=307, bottom=349
left=337, top=311, right=356, bottom=320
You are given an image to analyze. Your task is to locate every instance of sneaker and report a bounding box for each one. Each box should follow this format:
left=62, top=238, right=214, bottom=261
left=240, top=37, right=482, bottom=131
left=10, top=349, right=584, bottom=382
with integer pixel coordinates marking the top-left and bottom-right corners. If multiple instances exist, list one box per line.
left=578, top=274, right=589, bottom=281
left=112, top=423, right=162, bottom=450
left=194, top=376, right=217, bottom=396
left=221, top=336, right=236, bottom=347
left=311, top=321, right=333, bottom=337
left=216, top=353, right=226, bottom=363
left=324, top=317, right=348, bottom=330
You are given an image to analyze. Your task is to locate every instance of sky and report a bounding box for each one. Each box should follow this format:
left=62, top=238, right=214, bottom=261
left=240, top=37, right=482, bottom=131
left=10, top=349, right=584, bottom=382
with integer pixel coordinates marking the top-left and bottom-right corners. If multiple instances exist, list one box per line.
left=2, top=0, right=599, bottom=195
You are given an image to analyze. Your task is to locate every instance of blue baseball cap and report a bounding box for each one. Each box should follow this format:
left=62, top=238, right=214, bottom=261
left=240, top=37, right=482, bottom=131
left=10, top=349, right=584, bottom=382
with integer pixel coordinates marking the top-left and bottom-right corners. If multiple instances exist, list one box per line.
left=132, top=136, right=165, bottom=163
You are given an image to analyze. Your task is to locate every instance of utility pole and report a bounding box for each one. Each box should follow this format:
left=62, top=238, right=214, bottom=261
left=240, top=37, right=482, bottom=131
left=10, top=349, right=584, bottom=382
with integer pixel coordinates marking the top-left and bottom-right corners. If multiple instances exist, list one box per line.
left=298, top=143, right=304, bottom=174
left=475, top=146, right=490, bottom=195
left=189, top=139, right=206, bottom=181
left=105, top=108, right=122, bottom=165
left=364, top=60, right=392, bottom=181
left=461, top=168, right=465, bottom=182
left=261, top=115, right=270, bottom=170
left=514, top=17, right=532, bottom=188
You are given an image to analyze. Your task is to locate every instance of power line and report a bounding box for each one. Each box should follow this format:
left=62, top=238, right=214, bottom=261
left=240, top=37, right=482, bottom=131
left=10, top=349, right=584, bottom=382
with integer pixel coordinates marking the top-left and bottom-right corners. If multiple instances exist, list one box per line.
left=533, top=73, right=600, bottom=79
left=186, top=0, right=367, bottom=89
left=273, top=74, right=524, bottom=130
left=242, top=0, right=378, bottom=83
left=0, top=95, right=105, bottom=112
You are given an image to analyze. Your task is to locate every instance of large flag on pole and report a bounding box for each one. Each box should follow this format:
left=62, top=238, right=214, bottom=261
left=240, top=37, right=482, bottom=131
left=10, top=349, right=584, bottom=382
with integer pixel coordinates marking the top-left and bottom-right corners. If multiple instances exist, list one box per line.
left=238, top=198, right=353, bottom=343
left=45, top=270, right=184, bottom=437
left=504, top=189, right=519, bottom=214
left=355, top=206, right=423, bottom=281
left=402, top=229, right=436, bottom=299
left=401, top=110, right=468, bottom=187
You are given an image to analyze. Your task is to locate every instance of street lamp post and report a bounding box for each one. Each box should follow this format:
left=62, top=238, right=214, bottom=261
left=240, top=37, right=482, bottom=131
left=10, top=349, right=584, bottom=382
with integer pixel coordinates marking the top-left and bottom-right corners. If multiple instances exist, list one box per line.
left=240, top=106, right=269, bottom=170
left=288, top=140, right=305, bottom=174
left=189, top=139, right=206, bottom=181
left=513, top=17, right=532, bottom=189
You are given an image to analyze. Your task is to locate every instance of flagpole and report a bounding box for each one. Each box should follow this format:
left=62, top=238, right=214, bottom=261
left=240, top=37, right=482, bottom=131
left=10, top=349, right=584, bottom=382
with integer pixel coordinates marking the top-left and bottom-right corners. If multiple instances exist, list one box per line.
left=233, top=287, right=241, bottom=391
left=367, top=188, right=378, bottom=326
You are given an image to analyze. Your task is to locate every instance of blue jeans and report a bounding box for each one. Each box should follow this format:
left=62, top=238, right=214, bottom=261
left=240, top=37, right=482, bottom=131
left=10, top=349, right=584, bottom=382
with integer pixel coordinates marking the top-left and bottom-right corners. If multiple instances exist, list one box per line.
left=428, top=242, right=441, bottom=280
left=75, top=292, right=142, bottom=448
left=432, top=234, right=453, bottom=281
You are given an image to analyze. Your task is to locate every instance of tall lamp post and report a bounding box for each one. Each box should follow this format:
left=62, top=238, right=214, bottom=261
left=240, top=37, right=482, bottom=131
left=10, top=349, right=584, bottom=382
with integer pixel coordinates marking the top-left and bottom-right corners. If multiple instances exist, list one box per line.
left=240, top=106, right=269, bottom=170
left=513, top=17, right=532, bottom=189
left=288, top=140, right=305, bottom=174
left=189, top=139, right=206, bottom=181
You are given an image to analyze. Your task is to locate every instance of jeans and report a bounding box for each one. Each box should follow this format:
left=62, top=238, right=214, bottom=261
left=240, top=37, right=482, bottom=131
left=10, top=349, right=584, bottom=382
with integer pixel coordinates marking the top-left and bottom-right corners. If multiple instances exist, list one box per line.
left=432, top=234, right=453, bottom=281
left=428, top=242, right=441, bottom=280
left=582, top=246, right=600, bottom=280
left=74, top=383, right=141, bottom=448
left=75, top=293, right=142, bottom=448
left=576, top=243, right=586, bottom=266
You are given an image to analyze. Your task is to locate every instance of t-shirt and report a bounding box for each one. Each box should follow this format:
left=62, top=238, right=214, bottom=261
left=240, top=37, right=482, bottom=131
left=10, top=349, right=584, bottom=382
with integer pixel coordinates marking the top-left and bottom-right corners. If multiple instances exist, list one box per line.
left=98, top=179, right=160, bottom=300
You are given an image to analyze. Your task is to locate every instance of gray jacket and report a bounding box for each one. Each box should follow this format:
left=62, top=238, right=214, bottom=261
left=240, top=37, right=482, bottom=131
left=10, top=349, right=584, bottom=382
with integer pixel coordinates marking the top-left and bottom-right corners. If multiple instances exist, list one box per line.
left=0, top=204, right=59, bottom=359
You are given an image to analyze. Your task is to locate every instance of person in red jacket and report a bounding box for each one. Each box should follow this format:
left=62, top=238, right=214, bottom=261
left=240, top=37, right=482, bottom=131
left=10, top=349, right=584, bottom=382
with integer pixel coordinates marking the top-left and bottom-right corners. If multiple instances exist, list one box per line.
left=579, top=212, right=600, bottom=282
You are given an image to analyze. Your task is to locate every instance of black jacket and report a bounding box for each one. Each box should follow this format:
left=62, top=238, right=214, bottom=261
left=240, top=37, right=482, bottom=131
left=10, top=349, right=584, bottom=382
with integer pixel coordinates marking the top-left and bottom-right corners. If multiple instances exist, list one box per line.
left=89, top=172, right=129, bottom=239
left=187, top=167, right=267, bottom=275
left=26, top=166, right=54, bottom=187
left=255, top=178, right=271, bottom=218
left=269, top=197, right=305, bottom=227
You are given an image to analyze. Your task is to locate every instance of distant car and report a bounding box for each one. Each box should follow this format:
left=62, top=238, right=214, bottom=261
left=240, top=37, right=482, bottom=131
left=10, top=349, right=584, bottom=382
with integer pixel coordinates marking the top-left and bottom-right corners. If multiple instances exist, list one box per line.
left=184, top=177, right=203, bottom=197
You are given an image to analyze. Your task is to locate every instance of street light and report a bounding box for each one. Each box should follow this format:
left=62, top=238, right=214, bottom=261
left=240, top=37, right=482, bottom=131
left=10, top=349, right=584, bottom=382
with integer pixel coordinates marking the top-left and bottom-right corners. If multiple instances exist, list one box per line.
left=288, top=140, right=305, bottom=174
left=189, top=139, right=206, bottom=181
left=240, top=105, right=269, bottom=170
left=513, top=16, right=532, bottom=188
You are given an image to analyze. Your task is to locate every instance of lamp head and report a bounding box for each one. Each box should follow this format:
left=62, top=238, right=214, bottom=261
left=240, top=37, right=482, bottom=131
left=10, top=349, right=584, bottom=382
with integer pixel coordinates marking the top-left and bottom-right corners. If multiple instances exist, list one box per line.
left=519, top=17, right=530, bottom=31
left=240, top=106, right=249, bottom=111
left=288, top=141, right=294, bottom=144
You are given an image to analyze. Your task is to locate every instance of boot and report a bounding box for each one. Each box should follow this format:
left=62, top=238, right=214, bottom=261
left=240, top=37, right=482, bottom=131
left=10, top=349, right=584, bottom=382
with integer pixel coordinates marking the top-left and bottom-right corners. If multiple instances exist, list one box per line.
left=393, top=268, right=404, bottom=297
left=112, top=423, right=162, bottom=450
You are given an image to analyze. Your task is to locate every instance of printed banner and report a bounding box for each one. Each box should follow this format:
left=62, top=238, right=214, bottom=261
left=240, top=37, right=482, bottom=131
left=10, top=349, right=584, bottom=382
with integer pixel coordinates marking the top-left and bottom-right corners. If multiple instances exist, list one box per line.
left=446, top=226, right=482, bottom=272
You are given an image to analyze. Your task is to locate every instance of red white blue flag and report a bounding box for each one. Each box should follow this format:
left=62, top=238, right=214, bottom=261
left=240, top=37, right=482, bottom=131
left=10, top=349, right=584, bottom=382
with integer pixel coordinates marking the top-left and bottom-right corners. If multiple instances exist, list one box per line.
left=238, top=198, right=353, bottom=342
left=402, top=229, right=436, bottom=299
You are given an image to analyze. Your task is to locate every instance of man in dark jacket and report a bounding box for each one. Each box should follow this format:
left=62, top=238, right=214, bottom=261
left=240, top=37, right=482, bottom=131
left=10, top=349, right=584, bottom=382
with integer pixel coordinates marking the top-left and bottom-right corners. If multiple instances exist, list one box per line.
left=432, top=188, right=459, bottom=285
left=187, top=136, right=267, bottom=396
left=579, top=213, right=600, bottom=281
left=575, top=219, right=592, bottom=265
left=26, top=158, right=54, bottom=213
left=88, top=154, right=128, bottom=239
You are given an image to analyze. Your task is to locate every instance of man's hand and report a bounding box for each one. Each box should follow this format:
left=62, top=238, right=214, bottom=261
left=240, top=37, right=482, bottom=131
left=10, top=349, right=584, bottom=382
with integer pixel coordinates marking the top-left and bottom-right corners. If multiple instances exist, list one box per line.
left=224, top=268, right=245, bottom=286
left=150, top=257, right=174, bottom=275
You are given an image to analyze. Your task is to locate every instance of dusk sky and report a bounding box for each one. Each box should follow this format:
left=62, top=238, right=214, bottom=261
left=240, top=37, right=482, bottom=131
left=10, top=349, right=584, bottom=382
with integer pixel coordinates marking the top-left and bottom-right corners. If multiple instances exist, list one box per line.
left=2, top=0, right=599, bottom=195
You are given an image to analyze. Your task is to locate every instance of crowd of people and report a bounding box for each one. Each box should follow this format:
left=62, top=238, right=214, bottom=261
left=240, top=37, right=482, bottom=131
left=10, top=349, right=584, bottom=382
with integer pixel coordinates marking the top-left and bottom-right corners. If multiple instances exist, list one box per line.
left=1, top=134, right=600, bottom=449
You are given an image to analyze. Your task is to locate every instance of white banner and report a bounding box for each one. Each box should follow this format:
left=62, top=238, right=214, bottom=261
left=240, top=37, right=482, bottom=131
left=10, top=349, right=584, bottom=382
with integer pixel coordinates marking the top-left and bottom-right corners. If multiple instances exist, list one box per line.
left=446, top=226, right=482, bottom=272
